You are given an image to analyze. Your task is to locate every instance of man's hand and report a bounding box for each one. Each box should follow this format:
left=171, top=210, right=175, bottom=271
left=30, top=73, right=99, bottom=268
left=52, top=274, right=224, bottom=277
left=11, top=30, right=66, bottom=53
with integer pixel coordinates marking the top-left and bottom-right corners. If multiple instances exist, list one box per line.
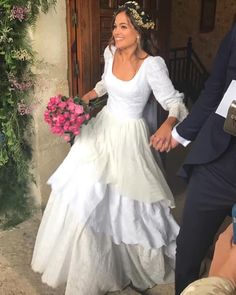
left=171, top=136, right=180, bottom=149
left=150, top=122, right=172, bottom=152
left=150, top=117, right=178, bottom=152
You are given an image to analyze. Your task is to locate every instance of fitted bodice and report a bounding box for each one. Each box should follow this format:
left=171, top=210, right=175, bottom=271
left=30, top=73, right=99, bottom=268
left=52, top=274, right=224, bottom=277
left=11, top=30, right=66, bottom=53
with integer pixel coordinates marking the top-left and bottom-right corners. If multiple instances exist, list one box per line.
left=97, top=46, right=187, bottom=122
left=105, top=55, right=152, bottom=119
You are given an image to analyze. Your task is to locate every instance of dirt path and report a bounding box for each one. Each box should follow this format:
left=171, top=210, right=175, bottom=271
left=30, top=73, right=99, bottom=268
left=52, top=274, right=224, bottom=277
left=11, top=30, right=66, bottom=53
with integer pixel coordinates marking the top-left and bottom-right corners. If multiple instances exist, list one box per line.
left=0, top=213, right=174, bottom=295
left=0, top=214, right=64, bottom=295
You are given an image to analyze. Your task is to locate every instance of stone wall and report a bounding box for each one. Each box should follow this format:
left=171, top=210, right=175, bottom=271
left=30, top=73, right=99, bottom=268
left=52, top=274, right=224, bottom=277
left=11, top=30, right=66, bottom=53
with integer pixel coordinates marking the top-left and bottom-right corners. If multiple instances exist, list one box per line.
left=171, top=0, right=236, bottom=71
left=31, top=1, right=69, bottom=207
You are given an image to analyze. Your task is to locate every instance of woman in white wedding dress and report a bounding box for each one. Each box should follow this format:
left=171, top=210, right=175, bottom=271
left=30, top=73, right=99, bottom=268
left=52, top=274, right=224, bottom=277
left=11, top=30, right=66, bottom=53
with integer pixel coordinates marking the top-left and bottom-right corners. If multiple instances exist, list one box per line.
left=31, top=1, right=188, bottom=294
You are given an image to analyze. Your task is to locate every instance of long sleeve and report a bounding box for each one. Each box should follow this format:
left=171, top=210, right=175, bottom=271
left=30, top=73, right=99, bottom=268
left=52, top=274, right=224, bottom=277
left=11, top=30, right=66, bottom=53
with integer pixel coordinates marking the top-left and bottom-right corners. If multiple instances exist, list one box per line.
left=181, top=277, right=235, bottom=295
left=146, top=56, right=188, bottom=122
left=94, top=80, right=107, bottom=97
left=94, top=46, right=113, bottom=97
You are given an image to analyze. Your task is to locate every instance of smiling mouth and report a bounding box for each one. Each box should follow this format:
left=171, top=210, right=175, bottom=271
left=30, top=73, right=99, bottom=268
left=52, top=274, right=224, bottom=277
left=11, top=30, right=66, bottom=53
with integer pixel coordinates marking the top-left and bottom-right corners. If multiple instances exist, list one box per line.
left=115, top=37, right=124, bottom=41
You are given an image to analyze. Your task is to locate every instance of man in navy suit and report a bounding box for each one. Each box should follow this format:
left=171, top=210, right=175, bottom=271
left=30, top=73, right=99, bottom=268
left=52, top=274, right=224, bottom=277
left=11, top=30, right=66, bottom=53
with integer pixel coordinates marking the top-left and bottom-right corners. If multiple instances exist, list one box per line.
left=170, top=24, right=236, bottom=295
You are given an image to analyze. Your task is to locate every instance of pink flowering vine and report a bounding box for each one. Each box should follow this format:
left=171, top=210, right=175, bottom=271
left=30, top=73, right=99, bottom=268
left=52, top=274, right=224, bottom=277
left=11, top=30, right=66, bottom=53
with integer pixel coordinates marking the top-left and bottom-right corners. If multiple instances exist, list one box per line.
left=8, top=74, right=33, bottom=91
left=17, top=100, right=32, bottom=116
left=10, top=6, right=29, bottom=22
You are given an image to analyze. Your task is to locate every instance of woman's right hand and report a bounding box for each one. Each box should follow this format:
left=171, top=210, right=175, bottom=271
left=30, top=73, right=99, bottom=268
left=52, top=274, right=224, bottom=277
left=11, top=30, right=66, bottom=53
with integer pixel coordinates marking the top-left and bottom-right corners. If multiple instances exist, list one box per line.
left=81, top=89, right=98, bottom=104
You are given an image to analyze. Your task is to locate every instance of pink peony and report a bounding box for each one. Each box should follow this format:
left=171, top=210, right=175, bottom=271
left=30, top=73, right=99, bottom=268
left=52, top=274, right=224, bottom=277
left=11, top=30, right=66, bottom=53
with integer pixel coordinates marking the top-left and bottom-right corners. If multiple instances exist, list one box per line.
left=58, top=115, right=66, bottom=124
left=63, top=134, right=71, bottom=142
left=58, top=101, right=67, bottom=109
left=67, top=102, right=75, bottom=111
left=74, top=105, right=84, bottom=115
left=74, top=130, right=80, bottom=135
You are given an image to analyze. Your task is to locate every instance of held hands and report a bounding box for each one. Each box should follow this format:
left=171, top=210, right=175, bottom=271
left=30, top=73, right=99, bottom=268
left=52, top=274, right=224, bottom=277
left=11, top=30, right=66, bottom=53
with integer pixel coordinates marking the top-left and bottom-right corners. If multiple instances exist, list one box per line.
left=150, top=121, right=172, bottom=152
left=150, top=117, right=180, bottom=152
left=209, top=223, right=236, bottom=287
left=170, top=136, right=179, bottom=149
left=81, top=89, right=98, bottom=104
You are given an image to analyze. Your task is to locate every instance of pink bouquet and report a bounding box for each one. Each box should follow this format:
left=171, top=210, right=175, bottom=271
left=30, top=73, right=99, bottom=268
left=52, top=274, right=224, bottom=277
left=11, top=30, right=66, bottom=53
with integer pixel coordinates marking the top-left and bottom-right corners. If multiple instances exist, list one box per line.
left=44, top=95, right=93, bottom=143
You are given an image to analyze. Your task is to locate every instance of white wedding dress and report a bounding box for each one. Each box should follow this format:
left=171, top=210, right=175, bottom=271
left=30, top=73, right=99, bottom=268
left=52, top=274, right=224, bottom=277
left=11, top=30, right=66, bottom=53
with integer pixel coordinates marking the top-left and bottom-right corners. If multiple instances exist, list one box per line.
left=31, top=46, right=188, bottom=295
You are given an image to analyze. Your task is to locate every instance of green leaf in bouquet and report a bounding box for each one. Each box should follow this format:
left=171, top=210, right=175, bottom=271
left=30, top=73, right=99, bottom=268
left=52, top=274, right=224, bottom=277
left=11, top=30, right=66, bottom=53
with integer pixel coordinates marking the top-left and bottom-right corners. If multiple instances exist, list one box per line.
left=73, top=95, right=81, bottom=104
left=61, top=95, right=68, bottom=102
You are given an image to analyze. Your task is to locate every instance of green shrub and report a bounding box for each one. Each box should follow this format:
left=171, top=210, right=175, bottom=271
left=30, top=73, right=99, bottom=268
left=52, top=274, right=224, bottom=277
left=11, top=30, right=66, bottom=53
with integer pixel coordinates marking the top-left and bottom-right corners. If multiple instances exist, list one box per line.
left=0, top=0, right=56, bottom=229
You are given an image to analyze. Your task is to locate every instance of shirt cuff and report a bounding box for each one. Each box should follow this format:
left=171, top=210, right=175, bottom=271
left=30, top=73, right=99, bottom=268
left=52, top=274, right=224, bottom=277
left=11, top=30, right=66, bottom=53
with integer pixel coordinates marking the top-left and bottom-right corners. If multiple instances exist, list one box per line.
left=172, top=126, right=191, bottom=147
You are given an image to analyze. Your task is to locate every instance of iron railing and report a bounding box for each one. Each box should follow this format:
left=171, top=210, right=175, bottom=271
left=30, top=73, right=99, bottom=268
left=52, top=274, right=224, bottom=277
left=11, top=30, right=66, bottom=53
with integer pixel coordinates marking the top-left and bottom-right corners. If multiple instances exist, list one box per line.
left=169, top=37, right=209, bottom=106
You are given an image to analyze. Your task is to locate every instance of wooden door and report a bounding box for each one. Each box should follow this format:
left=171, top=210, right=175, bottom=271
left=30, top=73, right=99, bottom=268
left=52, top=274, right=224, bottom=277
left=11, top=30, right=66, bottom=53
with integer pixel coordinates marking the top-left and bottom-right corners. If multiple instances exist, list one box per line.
left=67, top=0, right=172, bottom=96
left=66, top=0, right=79, bottom=95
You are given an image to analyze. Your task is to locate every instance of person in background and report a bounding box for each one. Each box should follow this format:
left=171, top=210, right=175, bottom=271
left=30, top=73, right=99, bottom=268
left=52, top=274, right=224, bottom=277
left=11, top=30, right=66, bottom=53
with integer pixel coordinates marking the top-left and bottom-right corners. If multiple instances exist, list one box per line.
left=181, top=223, right=236, bottom=295
left=31, top=1, right=187, bottom=294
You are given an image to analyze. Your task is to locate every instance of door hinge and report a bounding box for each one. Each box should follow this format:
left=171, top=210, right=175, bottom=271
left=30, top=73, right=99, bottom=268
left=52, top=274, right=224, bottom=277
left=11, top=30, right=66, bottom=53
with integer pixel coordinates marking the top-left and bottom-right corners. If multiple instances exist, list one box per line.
left=72, top=10, right=78, bottom=26
left=74, top=60, right=80, bottom=77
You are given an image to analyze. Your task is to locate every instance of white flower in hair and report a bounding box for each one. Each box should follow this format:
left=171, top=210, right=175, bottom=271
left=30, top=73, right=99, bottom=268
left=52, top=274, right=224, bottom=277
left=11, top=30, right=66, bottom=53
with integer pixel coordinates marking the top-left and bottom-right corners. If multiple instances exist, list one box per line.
left=119, top=1, right=155, bottom=30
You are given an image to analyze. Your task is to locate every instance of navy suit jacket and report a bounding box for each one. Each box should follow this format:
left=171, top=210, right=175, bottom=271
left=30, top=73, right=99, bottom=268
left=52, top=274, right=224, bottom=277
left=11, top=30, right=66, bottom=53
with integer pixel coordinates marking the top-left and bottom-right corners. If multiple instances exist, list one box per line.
left=176, top=24, right=236, bottom=179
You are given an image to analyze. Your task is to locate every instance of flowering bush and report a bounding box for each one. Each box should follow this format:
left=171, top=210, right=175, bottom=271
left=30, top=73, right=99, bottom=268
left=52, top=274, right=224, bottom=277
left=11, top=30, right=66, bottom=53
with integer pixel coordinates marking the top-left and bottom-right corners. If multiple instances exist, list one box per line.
left=10, top=5, right=29, bottom=22
left=0, top=0, right=57, bottom=228
left=44, top=95, right=102, bottom=144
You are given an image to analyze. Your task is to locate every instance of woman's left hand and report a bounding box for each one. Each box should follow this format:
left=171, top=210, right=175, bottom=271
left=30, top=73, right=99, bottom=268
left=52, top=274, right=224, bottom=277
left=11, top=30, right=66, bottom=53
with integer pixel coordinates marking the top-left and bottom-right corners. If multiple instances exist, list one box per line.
left=150, top=122, right=172, bottom=152
left=150, top=117, right=177, bottom=152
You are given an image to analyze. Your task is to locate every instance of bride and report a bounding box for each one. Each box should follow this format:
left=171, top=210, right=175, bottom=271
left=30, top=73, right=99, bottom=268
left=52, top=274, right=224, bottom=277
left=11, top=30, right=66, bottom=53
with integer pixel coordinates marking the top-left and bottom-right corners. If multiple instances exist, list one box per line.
left=31, top=1, right=188, bottom=294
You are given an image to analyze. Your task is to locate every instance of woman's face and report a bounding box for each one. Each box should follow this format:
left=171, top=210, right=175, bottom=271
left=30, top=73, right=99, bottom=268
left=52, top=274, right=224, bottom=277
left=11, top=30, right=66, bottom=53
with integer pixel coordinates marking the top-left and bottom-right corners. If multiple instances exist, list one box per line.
left=113, top=11, right=139, bottom=50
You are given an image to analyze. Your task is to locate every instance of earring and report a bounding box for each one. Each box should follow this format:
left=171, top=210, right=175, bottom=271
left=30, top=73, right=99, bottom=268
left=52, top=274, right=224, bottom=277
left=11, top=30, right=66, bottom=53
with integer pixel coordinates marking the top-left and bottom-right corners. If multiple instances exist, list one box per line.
left=137, top=35, right=141, bottom=49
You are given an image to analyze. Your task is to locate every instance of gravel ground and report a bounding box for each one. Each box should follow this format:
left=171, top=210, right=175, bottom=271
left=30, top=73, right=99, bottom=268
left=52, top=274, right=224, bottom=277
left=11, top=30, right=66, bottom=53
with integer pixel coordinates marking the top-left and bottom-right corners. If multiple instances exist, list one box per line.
left=0, top=213, right=174, bottom=295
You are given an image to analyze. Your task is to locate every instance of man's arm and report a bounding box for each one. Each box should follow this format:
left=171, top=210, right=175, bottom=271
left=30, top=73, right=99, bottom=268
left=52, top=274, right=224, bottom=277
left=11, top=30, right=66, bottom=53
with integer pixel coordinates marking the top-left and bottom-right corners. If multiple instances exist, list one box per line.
left=176, top=25, right=236, bottom=141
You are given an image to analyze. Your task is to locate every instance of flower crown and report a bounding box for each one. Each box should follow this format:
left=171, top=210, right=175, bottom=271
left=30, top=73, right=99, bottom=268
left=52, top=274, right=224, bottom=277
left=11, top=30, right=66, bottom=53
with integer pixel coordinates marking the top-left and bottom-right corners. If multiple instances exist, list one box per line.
left=118, top=1, right=155, bottom=30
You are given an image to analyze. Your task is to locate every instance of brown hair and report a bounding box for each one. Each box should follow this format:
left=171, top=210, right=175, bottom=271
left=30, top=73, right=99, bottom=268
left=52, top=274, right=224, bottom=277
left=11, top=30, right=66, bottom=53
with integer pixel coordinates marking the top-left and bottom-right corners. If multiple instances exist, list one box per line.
left=108, top=6, right=159, bottom=57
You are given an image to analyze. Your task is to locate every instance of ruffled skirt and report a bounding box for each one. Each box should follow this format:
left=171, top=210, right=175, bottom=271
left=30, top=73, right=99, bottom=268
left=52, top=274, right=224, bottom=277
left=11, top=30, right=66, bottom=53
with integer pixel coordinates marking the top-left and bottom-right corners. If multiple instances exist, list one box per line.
left=31, top=107, right=179, bottom=294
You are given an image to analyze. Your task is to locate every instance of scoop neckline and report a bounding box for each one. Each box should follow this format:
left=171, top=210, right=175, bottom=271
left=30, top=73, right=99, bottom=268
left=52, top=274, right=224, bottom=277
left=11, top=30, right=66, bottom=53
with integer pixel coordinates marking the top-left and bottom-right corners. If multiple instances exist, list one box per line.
left=111, top=49, right=150, bottom=82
